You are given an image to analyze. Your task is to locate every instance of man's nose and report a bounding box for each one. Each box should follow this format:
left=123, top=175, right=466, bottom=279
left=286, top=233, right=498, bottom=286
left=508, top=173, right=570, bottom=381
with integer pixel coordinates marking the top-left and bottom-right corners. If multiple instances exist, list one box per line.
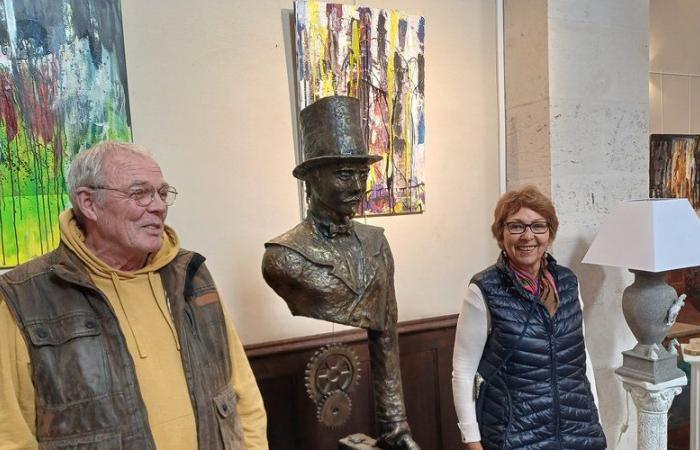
left=351, top=174, right=364, bottom=192
left=147, top=192, right=167, bottom=213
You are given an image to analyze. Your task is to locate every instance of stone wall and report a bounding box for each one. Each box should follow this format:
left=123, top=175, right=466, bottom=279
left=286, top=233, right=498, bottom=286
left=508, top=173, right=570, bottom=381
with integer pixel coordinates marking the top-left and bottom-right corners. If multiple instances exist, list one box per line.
left=504, top=1, right=650, bottom=447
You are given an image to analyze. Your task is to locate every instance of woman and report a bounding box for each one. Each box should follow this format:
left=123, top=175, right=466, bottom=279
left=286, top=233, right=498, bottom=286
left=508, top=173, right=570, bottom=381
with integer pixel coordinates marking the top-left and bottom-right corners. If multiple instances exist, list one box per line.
left=452, top=186, right=606, bottom=450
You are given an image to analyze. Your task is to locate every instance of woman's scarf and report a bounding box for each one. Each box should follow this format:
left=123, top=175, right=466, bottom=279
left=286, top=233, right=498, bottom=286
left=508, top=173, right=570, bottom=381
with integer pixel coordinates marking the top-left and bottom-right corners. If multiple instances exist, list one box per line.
left=509, top=257, right=560, bottom=317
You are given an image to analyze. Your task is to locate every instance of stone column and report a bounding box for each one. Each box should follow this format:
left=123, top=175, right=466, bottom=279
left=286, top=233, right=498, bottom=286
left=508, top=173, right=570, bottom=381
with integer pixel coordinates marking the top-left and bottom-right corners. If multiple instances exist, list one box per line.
left=682, top=346, right=700, bottom=450
left=618, top=375, right=686, bottom=450
left=503, top=1, right=650, bottom=448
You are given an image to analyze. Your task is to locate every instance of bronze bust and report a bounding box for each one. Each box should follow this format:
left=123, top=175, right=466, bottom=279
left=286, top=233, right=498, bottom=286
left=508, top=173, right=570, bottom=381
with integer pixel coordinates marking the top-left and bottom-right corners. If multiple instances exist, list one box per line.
left=262, top=96, right=419, bottom=450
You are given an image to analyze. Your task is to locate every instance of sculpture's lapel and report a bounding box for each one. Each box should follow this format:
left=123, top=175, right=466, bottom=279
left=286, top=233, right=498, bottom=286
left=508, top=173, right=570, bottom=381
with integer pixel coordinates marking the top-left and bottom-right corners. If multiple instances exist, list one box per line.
left=354, top=223, right=383, bottom=287
left=327, top=246, right=359, bottom=295
left=266, top=220, right=360, bottom=294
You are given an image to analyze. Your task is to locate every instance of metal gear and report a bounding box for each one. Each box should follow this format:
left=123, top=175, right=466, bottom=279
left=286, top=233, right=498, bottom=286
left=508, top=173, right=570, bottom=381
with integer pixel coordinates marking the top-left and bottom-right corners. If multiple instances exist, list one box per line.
left=317, top=391, right=352, bottom=428
left=305, top=343, right=361, bottom=402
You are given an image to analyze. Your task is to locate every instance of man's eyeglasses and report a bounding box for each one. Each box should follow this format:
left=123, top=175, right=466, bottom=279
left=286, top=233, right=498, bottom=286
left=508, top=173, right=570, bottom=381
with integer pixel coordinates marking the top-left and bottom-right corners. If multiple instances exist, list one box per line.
left=504, top=221, right=549, bottom=234
left=90, top=185, right=178, bottom=207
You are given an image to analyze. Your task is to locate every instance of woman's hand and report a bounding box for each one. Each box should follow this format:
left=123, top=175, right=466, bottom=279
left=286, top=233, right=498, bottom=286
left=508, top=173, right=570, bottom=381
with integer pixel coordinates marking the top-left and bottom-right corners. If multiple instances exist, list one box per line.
left=465, top=442, right=483, bottom=450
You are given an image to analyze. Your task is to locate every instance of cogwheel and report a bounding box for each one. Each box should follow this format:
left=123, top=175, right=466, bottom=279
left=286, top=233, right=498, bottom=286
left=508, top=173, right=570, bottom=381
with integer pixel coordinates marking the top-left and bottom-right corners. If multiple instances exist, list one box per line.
left=317, top=391, right=352, bottom=428
left=305, top=343, right=361, bottom=402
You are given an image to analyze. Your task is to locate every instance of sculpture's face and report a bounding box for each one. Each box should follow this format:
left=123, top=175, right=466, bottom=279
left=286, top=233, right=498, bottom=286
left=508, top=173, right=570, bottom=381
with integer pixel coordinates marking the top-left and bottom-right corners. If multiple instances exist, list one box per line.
left=307, top=162, right=370, bottom=221
left=502, top=207, right=550, bottom=276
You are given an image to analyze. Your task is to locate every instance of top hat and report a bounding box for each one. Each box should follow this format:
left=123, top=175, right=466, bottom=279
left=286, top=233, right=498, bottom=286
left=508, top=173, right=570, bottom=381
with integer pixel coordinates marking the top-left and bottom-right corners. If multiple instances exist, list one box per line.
left=293, top=95, right=382, bottom=179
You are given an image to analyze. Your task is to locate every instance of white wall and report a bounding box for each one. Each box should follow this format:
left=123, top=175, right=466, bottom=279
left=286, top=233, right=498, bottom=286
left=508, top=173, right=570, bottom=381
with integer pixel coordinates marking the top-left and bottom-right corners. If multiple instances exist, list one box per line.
left=650, top=0, right=700, bottom=134
left=119, top=0, right=500, bottom=344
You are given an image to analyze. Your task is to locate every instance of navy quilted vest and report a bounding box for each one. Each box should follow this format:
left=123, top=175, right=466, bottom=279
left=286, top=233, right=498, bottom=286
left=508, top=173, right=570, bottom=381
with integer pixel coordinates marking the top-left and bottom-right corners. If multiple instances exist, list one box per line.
left=473, top=254, right=606, bottom=450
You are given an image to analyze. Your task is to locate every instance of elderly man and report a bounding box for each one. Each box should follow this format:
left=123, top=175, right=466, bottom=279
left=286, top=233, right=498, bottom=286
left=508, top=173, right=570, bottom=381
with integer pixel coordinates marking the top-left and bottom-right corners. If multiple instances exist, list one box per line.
left=0, top=142, right=267, bottom=449
left=262, top=96, right=419, bottom=450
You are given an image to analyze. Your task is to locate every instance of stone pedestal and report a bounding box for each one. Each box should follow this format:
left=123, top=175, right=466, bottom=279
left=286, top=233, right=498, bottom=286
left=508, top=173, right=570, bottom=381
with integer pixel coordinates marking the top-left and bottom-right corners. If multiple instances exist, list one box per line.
left=681, top=345, right=700, bottom=450
left=617, top=374, right=687, bottom=450
left=617, top=344, right=686, bottom=385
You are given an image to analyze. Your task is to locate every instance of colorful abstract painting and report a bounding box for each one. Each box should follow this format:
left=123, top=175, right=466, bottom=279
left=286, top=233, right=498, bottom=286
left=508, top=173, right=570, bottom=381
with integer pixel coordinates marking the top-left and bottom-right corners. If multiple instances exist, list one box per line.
left=294, top=0, right=425, bottom=216
left=649, top=134, right=700, bottom=208
left=0, top=0, right=131, bottom=267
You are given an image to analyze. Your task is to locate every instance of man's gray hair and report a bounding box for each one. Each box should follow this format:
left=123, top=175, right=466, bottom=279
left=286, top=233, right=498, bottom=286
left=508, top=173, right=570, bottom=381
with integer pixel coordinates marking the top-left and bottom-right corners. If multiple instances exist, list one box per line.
left=67, top=141, right=153, bottom=216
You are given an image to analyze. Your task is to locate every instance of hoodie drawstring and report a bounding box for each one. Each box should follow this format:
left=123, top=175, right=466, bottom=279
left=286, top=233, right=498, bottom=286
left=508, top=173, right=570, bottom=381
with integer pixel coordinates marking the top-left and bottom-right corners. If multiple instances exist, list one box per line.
left=111, top=272, right=148, bottom=358
left=108, top=272, right=182, bottom=358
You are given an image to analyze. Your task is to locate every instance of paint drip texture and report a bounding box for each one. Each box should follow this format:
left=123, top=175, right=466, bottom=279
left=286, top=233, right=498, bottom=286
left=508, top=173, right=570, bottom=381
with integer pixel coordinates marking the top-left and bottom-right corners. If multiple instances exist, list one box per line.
left=649, top=135, right=700, bottom=208
left=295, top=0, right=425, bottom=216
left=0, top=0, right=131, bottom=267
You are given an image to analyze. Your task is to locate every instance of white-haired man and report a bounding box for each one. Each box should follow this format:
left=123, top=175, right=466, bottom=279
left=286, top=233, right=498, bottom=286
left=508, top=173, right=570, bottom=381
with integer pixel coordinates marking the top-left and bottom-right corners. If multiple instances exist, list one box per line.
left=0, top=142, right=267, bottom=449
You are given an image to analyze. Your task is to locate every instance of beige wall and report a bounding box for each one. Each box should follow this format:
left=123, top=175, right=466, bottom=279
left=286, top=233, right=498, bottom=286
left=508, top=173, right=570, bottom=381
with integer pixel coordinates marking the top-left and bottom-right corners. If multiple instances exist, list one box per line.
left=504, top=0, right=552, bottom=194
left=650, top=0, right=700, bottom=134
left=120, top=0, right=500, bottom=344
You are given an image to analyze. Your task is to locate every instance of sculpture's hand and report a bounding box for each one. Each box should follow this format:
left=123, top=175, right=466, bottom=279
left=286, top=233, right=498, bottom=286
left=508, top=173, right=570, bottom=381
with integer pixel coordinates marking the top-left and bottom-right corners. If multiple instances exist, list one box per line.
left=377, top=421, right=421, bottom=450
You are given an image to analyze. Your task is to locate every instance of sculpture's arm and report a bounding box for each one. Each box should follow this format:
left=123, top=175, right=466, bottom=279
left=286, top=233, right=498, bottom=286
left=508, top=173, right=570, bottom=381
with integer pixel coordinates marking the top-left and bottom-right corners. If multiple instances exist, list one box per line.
left=261, top=245, right=303, bottom=300
left=369, top=240, right=420, bottom=449
left=368, top=326, right=406, bottom=424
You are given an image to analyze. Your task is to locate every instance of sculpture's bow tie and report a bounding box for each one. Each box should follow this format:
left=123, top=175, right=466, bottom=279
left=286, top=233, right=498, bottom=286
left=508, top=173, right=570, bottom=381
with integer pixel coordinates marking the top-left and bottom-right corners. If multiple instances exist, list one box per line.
left=326, top=221, right=354, bottom=238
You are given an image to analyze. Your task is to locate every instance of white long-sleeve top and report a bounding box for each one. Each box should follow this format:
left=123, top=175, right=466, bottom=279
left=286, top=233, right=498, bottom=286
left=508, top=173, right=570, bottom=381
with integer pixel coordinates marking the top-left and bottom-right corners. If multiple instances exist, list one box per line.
left=451, top=283, right=600, bottom=444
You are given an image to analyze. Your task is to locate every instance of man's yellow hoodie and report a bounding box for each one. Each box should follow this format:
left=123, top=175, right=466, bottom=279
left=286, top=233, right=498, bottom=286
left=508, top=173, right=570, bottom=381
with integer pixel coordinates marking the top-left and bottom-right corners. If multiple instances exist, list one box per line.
left=0, top=210, right=267, bottom=449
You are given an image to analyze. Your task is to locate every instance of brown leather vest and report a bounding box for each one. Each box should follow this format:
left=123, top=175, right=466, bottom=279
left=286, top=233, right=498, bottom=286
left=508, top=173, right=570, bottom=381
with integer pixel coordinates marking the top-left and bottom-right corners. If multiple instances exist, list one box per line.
left=0, top=244, right=243, bottom=450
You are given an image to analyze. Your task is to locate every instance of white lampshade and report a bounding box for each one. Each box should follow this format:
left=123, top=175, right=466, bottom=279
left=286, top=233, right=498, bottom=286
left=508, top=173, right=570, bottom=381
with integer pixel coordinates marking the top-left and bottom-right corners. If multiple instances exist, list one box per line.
left=582, top=198, right=700, bottom=272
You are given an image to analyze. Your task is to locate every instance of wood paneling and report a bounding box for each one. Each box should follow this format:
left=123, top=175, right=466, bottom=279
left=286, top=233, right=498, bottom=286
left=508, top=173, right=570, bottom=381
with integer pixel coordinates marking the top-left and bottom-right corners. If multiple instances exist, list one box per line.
left=246, top=315, right=462, bottom=450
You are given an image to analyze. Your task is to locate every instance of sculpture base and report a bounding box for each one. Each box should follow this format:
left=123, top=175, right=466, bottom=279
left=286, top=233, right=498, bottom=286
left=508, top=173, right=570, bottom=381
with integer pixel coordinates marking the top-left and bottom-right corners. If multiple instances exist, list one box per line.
left=339, top=433, right=380, bottom=450
left=615, top=344, right=685, bottom=384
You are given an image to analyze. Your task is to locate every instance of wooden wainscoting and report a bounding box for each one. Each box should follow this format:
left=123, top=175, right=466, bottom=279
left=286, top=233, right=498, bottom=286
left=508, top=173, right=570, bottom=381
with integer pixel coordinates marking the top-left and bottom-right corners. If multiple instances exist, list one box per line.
left=245, top=315, right=462, bottom=450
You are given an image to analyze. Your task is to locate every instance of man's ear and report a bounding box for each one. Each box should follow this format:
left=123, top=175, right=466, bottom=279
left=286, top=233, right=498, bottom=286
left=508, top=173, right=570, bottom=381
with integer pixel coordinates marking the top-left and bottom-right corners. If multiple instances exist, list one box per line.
left=74, top=187, right=99, bottom=222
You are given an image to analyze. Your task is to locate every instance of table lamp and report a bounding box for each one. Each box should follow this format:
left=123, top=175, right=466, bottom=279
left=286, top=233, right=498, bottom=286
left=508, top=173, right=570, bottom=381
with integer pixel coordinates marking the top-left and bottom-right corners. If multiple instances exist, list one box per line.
left=582, top=198, right=700, bottom=382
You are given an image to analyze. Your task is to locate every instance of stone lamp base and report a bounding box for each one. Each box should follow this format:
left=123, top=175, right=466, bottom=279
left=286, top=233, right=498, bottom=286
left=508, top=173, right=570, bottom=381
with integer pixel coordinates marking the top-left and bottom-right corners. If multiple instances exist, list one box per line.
left=615, top=344, right=685, bottom=384
left=618, top=270, right=687, bottom=383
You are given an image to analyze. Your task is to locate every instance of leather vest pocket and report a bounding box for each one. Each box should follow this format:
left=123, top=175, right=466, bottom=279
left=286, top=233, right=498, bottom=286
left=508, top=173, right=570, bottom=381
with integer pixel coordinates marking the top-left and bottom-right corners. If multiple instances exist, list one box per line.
left=213, top=385, right=244, bottom=450
left=27, top=313, right=101, bottom=345
left=26, top=313, right=108, bottom=405
left=39, top=431, right=121, bottom=449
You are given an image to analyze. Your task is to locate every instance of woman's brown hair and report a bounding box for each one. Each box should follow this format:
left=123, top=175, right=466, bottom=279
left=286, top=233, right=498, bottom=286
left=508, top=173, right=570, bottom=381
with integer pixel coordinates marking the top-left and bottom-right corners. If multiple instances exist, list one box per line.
left=491, top=185, right=559, bottom=250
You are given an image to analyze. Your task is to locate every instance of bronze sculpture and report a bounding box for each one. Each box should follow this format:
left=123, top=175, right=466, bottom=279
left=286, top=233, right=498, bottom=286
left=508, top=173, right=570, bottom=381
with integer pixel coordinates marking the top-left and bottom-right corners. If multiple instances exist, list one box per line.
left=262, top=96, right=420, bottom=450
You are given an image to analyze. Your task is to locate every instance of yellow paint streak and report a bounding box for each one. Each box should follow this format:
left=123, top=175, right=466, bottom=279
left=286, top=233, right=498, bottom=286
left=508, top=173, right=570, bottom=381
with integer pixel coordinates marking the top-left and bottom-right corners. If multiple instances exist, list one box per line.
left=349, top=19, right=361, bottom=97
left=386, top=10, right=399, bottom=183
left=306, top=1, right=320, bottom=100
left=307, top=1, right=334, bottom=100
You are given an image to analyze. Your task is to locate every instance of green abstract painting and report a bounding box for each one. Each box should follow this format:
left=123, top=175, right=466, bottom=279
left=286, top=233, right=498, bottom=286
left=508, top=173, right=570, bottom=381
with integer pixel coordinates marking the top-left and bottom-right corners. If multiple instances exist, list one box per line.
left=0, top=0, right=131, bottom=267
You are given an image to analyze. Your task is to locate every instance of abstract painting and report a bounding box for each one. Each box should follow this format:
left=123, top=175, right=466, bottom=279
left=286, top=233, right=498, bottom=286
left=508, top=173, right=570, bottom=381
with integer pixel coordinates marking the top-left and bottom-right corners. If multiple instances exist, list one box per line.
left=649, top=134, right=700, bottom=208
left=294, top=0, right=425, bottom=216
left=0, top=0, right=131, bottom=267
